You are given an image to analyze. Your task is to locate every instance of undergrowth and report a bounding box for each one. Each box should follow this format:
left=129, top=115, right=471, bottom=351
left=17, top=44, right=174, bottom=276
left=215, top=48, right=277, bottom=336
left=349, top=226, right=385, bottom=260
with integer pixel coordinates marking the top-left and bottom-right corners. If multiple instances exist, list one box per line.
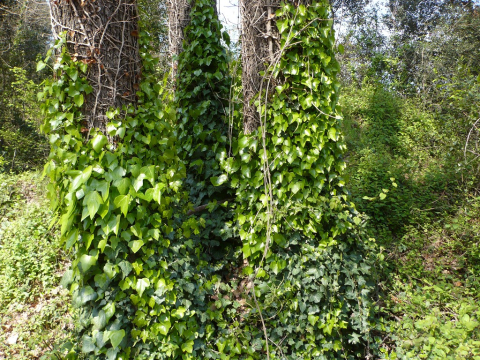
left=0, top=172, right=77, bottom=360
left=341, top=84, right=480, bottom=359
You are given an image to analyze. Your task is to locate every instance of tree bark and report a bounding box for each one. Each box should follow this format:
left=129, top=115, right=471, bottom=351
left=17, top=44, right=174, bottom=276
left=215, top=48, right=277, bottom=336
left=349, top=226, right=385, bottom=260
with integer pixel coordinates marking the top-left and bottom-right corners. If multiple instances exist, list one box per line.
left=49, top=0, right=141, bottom=132
left=166, top=0, right=192, bottom=80
left=241, top=1, right=322, bottom=133
left=239, top=0, right=280, bottom=134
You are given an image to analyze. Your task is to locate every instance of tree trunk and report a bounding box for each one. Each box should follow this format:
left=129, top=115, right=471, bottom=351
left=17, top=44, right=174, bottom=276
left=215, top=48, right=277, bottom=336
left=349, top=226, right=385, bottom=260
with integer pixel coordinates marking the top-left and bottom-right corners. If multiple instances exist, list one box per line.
left=240, top=0, right=280, bottom=133
left=166, top=0, right=192, bottom=79
left=49, top=0, right=141, bottom=132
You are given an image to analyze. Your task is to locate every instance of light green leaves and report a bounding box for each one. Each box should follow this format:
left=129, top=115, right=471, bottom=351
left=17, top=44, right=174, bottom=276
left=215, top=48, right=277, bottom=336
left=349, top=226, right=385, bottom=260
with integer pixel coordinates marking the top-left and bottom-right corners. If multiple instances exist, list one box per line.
left=114, top=194, right=131, bottom=216
left=37, top=61, right=47, bottom=72
left=129, top=240, right=144, bottom=253
left=74, top=94, right=84, bottom=107
left=71, top=166, right=93, bottom=191
left=114, top=178, right=131, bottom=195
left=135, top=278, right=150, bottom=297
left=92, top=134, right=108, bottom=152
left=157, top=314, right=171, bottom=336
left=84, top=190, right=103, bottom=219
left=79, top=254, right=97, bottom=272
left=211, top=174, right=228, bottom=186
left=277, top=19, right=289, bottom=34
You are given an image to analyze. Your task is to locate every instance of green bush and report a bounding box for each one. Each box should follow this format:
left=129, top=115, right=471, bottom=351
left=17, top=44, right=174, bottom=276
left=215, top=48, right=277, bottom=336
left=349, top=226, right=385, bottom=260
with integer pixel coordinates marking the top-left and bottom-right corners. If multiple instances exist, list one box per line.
left=341, top=85, right=453, bottom=237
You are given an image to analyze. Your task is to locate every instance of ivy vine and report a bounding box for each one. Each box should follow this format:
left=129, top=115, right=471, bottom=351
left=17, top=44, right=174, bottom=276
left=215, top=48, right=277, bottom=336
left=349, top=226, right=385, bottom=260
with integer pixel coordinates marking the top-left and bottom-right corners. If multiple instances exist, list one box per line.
left=40, top=33, right=204, bottom=359
left=223, top=1, right=378, bottom=358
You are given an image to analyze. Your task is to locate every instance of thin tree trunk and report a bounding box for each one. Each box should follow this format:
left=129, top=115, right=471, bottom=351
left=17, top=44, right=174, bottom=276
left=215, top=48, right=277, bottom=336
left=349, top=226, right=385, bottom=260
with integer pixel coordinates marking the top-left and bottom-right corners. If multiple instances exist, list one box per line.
left=49, top=0, right=141, bottom=132
left=167, top=0, right=192, bottom=80
left=239, top=0, right=280, bottom=134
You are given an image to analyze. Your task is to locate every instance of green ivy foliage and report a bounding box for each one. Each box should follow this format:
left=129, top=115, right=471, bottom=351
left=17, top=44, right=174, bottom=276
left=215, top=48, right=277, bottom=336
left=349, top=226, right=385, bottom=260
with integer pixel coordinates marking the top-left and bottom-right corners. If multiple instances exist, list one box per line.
left=39, top=35, right=205, bottom=359
left=223, top=1, right=378, bottom=358
left=176, top=0, right=237, bottom=259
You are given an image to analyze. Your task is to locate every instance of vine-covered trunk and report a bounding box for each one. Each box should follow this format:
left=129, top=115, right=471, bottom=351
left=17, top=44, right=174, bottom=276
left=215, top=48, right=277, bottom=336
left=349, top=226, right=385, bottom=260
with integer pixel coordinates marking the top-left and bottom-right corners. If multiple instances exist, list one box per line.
left=49, top=0, right=141, bottom=131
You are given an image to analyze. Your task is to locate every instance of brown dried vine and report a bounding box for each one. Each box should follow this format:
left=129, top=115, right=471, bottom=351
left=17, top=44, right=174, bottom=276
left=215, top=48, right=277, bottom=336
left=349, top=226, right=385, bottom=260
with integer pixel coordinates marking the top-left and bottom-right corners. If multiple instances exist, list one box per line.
left=48, top=0, right=141, bottom=132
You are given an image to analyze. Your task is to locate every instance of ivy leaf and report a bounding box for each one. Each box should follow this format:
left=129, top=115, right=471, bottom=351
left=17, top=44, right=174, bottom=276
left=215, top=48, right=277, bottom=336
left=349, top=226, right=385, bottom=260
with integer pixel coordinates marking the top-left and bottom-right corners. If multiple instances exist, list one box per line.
left=37, top=61, right=46, bottom=72
left=85, top=191, right=103, bottom=218
left=114, top=178, right=131, bottom=195
left=136, top=278, right=150, bottom=297
left=181, top=340, right=194, bottom=354
left=211, top=174, right=228, bottom=186
left=92, top=134, right=108, bottom=152
left=277, top=19, right=289, bottom=34
left=65, top=228, right=79, bottom=249
left=104, top=215, right=121, bottom=236
left=328, top=127, right=337, bottom=141
left=114, top=194, right=131, bottom=216
left=141, top=165, right=155, bottom=185
left=129, top=240, right=144, bottom=254
left=74, top=94, right=84, bottom=107
left=104, top=329, right=125, bottom=349
left=152, top=183, right=165, bottom=204
left=82, top=336, right=95, bottom=353
left=79, top=254, right=97, bottom=273
left=308, top=314, right=319, bottom=326
left=71, top=166, right=93, bottom=191
left=158, top=314, right=171, bottom=336
left=75, top=286, right=97, bottom=305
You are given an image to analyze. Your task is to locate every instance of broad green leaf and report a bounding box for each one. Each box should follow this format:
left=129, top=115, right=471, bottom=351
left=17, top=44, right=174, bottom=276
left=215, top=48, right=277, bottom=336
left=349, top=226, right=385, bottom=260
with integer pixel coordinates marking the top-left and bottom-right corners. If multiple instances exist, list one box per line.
left=141, top=165, right=155, bottom=184
left=181, top=340, right=194, bottom=354
left=158, top=314, right=171, bottom=335
left=65, top=228, right=79, bottom=249
left=75, top=286, right=97, bottom=305
left=308, top=314, right=319, bottom=326
left=104, top=303, right=116, bottom=321
left=129, top=240, right=144, bottom=253
left=114, top=178, right=131, bottom=195
left=105, top=215, right=121, bottom=236
left=92, top=134, right=108, bottom=152
left=85, top=191, right=103, bottom=218
left=71, top=165, right=92, bottom=191
left=114, top=194, right=131, bottom=216
left=37, top=61, right=46, bottom=71
left=211, top=174, right=228, bottom=186
left=74, top=94, right=84, bottom=107
left=136, top=278, right=150, bottom=297
left=79, top=254, right=97, bottom=273
left=109, top=330, right=125, bottom=349
left=328, top=127, right=337, bottom=141
left=277, top=19, right=288, bottom=34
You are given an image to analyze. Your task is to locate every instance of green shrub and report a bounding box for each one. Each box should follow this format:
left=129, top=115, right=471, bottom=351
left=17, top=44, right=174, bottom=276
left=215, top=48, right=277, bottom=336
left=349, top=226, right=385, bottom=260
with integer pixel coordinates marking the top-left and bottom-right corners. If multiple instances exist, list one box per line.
left=341, top=85, right=453, bottom=237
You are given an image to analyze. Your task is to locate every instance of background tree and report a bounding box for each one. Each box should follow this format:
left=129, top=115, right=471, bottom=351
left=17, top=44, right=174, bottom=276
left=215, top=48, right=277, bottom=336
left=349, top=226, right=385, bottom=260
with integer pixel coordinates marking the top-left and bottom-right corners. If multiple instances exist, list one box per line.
left=0, top=0, right=51, bottom=172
